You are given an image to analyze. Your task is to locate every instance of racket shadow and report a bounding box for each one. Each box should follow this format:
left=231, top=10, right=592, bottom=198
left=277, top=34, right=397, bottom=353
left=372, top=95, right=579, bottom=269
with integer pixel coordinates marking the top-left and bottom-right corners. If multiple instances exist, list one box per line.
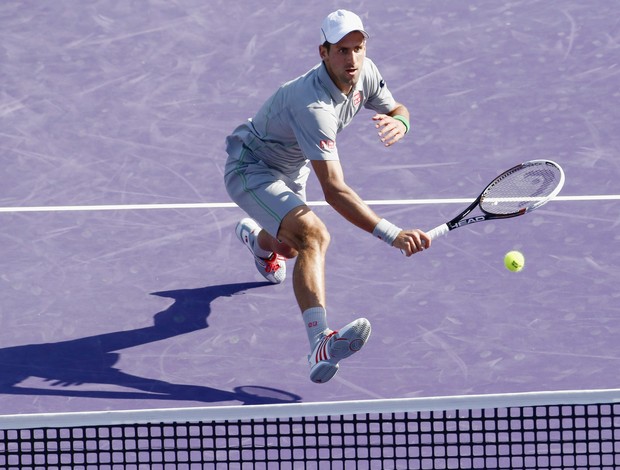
left=0, top=282, right=301, bottom=406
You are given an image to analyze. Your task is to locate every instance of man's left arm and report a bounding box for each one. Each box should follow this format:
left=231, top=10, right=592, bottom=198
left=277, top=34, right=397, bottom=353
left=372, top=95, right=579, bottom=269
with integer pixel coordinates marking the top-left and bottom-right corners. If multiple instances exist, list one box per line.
left=371, top=101, right=410, bottom=147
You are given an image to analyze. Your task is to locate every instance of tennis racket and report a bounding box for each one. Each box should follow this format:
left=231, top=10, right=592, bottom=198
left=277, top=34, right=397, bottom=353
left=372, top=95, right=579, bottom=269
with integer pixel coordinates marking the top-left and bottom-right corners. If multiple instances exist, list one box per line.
left=426, top=159, right=565, bottom=241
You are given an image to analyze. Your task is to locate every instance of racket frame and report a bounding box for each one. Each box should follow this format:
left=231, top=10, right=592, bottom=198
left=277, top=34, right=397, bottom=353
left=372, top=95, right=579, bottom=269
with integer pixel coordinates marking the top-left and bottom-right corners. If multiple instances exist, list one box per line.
left=427, top=160, right=564, bottom=240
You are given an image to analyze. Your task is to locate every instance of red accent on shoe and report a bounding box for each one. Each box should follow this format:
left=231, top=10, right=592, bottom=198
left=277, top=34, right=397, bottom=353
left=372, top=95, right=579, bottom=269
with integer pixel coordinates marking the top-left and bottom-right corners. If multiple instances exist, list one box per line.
left=314, top=331, right=337, bottom=363
left=264, top=253, right=284, bottom=273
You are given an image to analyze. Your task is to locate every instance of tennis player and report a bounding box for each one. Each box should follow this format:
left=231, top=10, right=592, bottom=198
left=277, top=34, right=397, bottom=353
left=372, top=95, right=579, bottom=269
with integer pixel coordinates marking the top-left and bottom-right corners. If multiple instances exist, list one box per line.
left=224, top=10, right=431, bottom=383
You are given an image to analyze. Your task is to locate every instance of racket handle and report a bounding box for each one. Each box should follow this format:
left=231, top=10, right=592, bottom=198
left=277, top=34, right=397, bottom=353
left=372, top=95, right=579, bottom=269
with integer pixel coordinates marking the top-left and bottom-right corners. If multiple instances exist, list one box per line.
left=426, top=223, right=449, bottom=240
left=401, top=223, right=450, bottom=255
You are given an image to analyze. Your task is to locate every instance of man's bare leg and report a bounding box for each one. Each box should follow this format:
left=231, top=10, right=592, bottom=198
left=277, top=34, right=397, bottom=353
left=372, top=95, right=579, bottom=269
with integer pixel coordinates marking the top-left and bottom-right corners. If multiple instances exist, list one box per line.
left=268, top=205, right=328, bottom=311
left=252, top=206, right=371, bottom=383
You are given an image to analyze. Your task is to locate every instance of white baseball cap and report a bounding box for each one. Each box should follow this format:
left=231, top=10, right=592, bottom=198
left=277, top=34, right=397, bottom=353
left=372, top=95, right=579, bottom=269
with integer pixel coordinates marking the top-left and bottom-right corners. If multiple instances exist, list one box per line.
left=320, top=10, right=369, bottom=44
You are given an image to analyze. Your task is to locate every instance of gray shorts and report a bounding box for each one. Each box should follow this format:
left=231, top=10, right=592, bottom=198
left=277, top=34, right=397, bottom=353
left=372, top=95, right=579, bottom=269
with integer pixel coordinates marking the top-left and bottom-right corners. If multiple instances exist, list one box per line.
left=224, top=139, right=309, bottom=238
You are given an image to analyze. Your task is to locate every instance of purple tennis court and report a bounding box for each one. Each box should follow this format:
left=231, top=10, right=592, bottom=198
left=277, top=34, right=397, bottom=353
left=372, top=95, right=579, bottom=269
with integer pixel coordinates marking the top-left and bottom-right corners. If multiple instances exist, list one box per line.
left=1, top=0, right=619, bottom=420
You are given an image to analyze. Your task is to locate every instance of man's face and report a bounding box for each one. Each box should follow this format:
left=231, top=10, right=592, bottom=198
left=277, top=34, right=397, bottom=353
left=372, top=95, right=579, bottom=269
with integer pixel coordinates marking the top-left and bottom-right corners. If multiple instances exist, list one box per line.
left=320, top=31, right=366, bottom=94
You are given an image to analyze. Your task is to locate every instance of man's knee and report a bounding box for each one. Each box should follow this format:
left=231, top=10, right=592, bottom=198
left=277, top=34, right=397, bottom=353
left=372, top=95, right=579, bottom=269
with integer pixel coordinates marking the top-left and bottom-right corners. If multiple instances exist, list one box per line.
left=278, top=206, right=330, bottom=254
left=301, top=218, right=330, bottom=252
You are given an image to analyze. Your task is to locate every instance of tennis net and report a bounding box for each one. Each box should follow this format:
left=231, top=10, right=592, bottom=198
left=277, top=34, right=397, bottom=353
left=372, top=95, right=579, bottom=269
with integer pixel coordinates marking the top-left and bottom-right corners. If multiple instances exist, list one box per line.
left=1, top=389, right=619, bottom=469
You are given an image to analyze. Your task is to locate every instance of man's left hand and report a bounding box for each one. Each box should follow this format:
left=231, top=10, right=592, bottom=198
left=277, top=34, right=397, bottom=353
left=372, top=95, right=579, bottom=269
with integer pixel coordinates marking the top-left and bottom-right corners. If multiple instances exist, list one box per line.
left=372, top=114, right=407, bottom=147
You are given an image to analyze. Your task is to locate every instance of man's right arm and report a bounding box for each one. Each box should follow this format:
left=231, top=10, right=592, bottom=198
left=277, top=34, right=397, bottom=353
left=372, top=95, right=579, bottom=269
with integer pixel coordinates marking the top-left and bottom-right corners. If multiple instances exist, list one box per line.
left=311, top=159, right=429, bottom=255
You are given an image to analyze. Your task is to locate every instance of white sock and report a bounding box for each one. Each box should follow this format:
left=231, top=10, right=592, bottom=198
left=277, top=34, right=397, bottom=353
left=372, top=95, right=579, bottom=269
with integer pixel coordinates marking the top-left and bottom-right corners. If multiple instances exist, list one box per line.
left=249, top=229, right=273, bottom=259
left=302, top=307, right=329, bottom=349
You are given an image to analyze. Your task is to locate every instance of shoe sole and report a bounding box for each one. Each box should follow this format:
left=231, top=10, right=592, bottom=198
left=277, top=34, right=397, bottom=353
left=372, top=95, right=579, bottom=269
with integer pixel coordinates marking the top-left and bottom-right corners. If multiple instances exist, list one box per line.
left=330, top=318, right=371, bottom=359
left=310, top=362, right=339, bottom=384
left=309, top=318, right=371, bottom=384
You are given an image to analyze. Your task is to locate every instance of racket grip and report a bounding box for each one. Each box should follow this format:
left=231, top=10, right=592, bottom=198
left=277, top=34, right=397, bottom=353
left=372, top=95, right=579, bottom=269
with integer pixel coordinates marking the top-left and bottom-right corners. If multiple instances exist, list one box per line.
left=401, top=223, right=450, bottom=255
left=426, top=223, right=449, bottom=240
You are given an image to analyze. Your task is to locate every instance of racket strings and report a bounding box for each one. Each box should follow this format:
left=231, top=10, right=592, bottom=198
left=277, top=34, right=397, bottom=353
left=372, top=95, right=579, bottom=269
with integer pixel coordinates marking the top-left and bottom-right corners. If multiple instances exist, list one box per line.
left=480, top=163, right=563, bottom=215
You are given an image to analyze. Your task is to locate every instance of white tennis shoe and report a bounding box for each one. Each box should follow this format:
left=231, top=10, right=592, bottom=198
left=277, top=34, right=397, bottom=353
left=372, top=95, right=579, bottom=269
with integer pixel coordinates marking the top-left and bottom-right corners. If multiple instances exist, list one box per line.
left=235, top=218, right=286, bottom=284
left=308, top=318, right=372, bottom=384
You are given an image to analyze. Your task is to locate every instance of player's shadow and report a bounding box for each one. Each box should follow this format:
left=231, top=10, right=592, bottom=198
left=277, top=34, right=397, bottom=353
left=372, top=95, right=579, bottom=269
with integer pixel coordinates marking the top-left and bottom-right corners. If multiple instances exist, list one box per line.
left=0, top=282, right=301, bottom=405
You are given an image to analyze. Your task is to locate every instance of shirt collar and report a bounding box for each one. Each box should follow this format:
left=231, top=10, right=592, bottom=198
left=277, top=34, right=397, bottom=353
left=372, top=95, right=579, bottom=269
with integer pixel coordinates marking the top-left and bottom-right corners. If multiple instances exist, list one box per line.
left=318, top=62, right=350, bottom=105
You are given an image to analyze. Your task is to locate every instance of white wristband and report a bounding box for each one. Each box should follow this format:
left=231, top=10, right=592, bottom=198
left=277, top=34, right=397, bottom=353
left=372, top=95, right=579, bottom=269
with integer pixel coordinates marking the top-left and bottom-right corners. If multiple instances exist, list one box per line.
left=372, top=218, right=402, bottom=246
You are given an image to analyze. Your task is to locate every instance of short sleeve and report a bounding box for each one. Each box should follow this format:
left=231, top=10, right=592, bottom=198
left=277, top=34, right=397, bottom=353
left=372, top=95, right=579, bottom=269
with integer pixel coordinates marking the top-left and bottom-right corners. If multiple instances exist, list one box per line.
left=291, top=105, right=340, bottom=161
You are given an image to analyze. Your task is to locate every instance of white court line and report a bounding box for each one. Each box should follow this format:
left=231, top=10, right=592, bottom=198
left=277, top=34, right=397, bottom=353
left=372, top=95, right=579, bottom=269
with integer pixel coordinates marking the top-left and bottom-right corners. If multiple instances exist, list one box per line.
left=0, top=195, right=618, bottom=214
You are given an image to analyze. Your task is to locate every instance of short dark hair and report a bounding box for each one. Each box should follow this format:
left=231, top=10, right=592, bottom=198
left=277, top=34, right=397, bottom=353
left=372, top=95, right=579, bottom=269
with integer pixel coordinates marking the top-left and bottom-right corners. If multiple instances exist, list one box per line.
left=321, top=41, right=332, bottom=51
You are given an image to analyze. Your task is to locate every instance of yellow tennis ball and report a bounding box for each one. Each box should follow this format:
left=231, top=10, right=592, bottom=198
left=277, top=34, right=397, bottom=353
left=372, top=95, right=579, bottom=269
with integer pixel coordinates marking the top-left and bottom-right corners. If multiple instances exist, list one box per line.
left=504, top=250, right=525, bottom=272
